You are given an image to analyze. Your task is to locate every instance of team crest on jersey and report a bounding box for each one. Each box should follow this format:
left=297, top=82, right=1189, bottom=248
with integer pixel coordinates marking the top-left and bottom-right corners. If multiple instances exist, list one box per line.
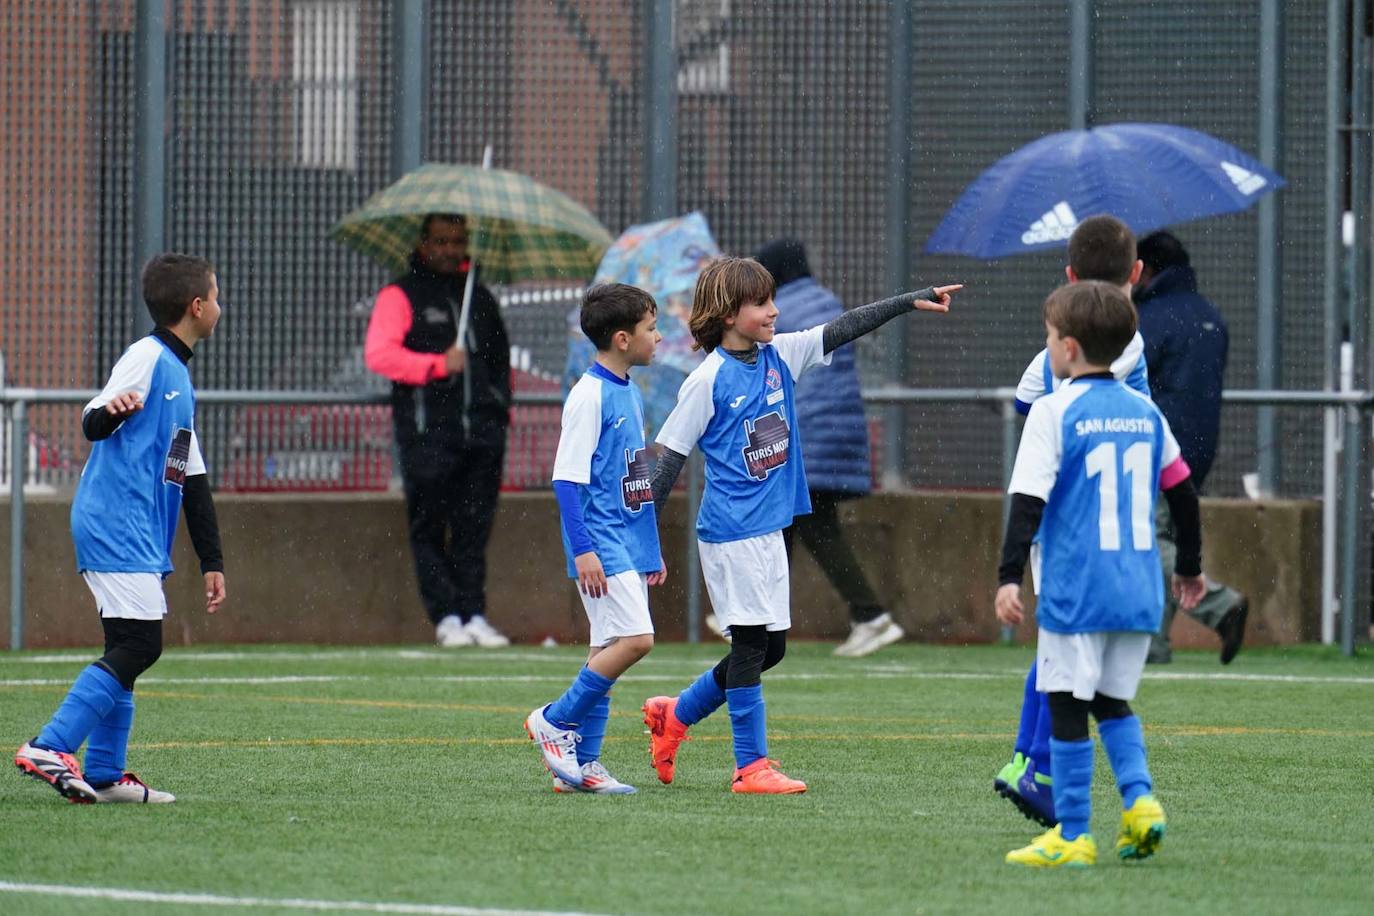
left=740, top=412, right=790, bottom=480
left=164, top=427, right=192, bottom=487
left=765, top=367, right=782, bottom=391
left=621, top=447, right=652, bottom=511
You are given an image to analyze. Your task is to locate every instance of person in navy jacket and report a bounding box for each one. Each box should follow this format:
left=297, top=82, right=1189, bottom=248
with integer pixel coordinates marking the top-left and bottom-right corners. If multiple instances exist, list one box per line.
left=1133, top=231, right=1248, bottom=664
left=754, top=239, right=902, bottom=658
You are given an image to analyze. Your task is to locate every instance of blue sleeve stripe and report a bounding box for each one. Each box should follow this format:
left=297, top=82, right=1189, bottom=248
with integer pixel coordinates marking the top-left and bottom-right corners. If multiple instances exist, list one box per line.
left=553, top=480, right=594, bottom=557
left=1014, top=398, right=1033, bottom=416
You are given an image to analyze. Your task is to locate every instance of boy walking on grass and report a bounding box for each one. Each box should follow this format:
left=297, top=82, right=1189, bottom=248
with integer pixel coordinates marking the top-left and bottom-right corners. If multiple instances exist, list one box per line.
left=996, top=281, right=1204, bottom=866
left=15, top=253, right=227, bottom=804
left=524, top=283, right=666, bottom=794
left=643, top=257, right=958, bottom=794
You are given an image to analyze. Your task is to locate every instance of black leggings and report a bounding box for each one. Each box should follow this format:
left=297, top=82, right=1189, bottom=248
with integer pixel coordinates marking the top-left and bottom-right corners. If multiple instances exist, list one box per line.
left=95, top=617, right=164, bottom=691
left=1047, top=691, right=1133, bottom=742
left=710, top=625, right=786, bottom=690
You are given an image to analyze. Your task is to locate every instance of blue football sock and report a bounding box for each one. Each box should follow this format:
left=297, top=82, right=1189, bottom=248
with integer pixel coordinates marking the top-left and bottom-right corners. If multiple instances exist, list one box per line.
left=544, top=666, right=615, bottom=730
left=1013, top=662, right=1038, bottom=757
left=1029, top=690, right=1053, bottom=775
left=575, top=694, right=611, bottom=766
left=675, top=668, right=726, bottom=727
left=83, top=689, right=135, bottom=787
left=1049, top=737, right=1094, bottom=841
left=725, top=684, right=767, bottom=769
left=1098, top=715, right=1153, bottom=809
left=35, top=664, right=124, bottom=755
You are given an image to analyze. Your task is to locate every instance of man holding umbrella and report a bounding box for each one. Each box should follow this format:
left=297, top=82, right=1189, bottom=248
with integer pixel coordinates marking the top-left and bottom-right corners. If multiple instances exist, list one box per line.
left=365, top=213, right=512, bottom=648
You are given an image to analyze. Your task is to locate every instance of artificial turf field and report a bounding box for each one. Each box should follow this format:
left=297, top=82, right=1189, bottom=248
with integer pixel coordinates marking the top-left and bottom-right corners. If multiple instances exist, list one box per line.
left=1, top=641, right=1370, bottom=916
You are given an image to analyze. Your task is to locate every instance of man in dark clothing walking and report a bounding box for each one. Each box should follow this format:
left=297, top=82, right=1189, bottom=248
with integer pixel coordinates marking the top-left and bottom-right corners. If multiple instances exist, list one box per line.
left=1134, top=230, right=1248, bottom=664
left=365, top=213, right=512, bottom=648
left=753, top=238, right=902, bottom=658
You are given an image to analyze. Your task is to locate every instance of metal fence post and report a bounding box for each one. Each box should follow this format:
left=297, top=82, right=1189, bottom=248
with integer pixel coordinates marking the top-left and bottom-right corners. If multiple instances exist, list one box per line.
left=132, top=0, right=168, bottom=340
left=882, top=0, right=913, bottom=490
left=1068, top=0, right=1094, bottom=129
left=392, top=0, right=427, bottom=178
left=9, top=399, right=27, bottom=651
left=1256, top=0, right=1284, bottom=495
left=644, top=0, right=676, bottom=222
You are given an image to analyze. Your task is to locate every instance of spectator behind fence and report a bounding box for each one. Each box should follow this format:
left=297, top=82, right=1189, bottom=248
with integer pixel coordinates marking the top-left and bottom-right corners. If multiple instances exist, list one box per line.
left=1133, top=230, right=1248, bottom=664
left=364, top=213, right=512, bottom=648
left=753, top=238, right=903, bottom=658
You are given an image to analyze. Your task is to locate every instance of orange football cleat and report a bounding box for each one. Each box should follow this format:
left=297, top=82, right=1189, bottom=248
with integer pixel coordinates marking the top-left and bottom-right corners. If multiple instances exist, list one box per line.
left=730, top=758, right=807, bottom=795
left=642, top=695, right=690, bottom=784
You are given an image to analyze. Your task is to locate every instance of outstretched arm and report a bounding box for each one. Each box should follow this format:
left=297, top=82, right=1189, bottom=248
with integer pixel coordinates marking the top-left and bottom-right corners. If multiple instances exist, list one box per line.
left=821, top=285, right=961, bottom=354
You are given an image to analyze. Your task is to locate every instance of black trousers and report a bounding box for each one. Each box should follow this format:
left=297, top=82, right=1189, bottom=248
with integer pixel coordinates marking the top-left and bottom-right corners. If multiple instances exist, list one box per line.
left=781, top=490, right=884, bottom=624
left=398, top=426, right=506, bottom=625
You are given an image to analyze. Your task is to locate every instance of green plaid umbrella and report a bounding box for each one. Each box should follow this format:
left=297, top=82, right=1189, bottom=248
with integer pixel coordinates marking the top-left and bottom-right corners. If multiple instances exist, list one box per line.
left=333, top=163, right=613, bottom=281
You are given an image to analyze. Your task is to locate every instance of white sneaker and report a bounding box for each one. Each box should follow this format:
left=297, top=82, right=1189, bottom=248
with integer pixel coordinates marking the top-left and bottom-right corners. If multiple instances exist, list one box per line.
left=14, top=741, right=97, bottom=803
left=93, top=772, right=175, bottom=804
left=464, top=615, right=510, bottom=648
left=553, top=760, right=637, bottom=795
left=524, top=706, right=582, bottom=785
left=704, top=614, right=731, bottom=643
left=832, top=613, right=905, bottom=658
left=435, top=615, right=474, bottom=648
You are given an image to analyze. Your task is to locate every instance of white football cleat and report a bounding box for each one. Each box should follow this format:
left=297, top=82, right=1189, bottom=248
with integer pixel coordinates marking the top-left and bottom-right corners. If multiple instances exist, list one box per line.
left=435, top=615, right=474, bottom=648
left=464, top=615, right=510, bottom=648
left=832, top=613, right=905, bottom=658
left=524, top=706, right=582, bottom=785
left=553, top=760, right=637, bottom=795
left=93, top=772, right=176, bottom=804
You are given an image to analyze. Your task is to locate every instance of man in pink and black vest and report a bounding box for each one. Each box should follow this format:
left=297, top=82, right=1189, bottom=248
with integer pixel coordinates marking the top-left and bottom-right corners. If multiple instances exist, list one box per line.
left=365, top=214, right=512, bottom=648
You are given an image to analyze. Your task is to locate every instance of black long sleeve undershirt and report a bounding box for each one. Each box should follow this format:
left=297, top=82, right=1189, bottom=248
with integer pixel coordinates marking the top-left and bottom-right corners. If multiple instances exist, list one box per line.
left=182, top=474, right=224, bottom=574
left=1163, top=476, right=1202, bottom=577
left=82, top=408, right=125, bottom=442
left=651, top=447, right=687, bottom=517
left=821, top=287, right=936, bottom=354
left=997, top=493, right=1046, bottom=587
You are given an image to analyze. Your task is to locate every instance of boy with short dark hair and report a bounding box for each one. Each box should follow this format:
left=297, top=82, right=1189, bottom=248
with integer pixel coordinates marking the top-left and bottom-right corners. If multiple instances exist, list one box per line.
left=15, top=252, right=227, bottom=804
left=996, top=280, right=1205, bottom=866
left=524, top=283, right=665, bottom=794
left=643, top=257, right=959, bottom=794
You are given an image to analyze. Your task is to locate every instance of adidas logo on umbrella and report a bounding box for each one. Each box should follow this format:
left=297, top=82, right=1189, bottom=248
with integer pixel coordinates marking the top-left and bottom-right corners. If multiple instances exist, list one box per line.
left=1021, top=202, right=1079, bottom=246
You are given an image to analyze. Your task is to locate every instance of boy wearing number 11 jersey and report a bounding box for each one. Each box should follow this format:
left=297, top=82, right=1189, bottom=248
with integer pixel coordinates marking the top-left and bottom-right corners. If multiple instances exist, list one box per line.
left=995, top=281, right=1206, bottom=866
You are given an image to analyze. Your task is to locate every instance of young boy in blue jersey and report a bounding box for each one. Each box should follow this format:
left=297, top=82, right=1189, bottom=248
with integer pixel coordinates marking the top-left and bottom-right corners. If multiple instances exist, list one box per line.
left=14, top=253, right=227, bottom=804
left=995, top=215, right=1150, bottom=827
left=996, top=281, right=1205, bottom=866
left=643, top=257, right=959, bottom=794
left=525, top=283, right=666, bottom=794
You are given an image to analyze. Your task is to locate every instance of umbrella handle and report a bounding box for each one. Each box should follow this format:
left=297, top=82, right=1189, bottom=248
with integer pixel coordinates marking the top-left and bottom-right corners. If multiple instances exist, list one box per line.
left=454, top=143, right=494, bottom=350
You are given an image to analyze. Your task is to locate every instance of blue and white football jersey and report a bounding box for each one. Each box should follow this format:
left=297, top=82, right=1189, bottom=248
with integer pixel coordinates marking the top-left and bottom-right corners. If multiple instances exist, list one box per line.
left=1009, top=376, right=1189, bottom=634
left=552, top=363, right=661, bottom=578
left=1015, top=331, right=1150, bottom=414
left=656, top=326, right=829, bottom=543
left=72, top=335, right=207, bottom=575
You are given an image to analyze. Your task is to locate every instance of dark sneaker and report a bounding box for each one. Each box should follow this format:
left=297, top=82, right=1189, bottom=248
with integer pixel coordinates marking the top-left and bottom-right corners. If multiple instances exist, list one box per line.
left=14, top=742, right=97, bottom=804
left=1216, top=598, right=1249, bottom=665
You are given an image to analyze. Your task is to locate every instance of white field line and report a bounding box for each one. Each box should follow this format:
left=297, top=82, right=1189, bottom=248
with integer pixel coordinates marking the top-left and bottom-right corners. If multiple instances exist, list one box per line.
left=2, top=669, right=1371, bottom=689
left=0, top=881, right=610, bottom=916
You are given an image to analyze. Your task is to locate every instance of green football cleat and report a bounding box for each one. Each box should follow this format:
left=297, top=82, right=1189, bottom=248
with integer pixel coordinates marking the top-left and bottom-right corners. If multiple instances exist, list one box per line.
left=1006, top=824, right=1097, bottom=868
left=993, top=751, right=1029, bottom=795
left=1116, top=794, right=1167, bottom=860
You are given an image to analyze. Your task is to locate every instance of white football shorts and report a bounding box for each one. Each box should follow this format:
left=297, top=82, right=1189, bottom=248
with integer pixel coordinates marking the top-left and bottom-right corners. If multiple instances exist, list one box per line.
left=698, top=530, right=790, bottom=633
left=1036, top=629, right=1152, bottom=701
left=83, top=571, right=168, bottom=621
left=579, top=569, right=654, bottom=648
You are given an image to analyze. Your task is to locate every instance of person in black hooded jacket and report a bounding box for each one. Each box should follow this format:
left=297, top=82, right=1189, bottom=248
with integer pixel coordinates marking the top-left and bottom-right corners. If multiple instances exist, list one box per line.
left=1133, top=230, right=1248, bottom=664
left=365, top=213, right=512, bottom=648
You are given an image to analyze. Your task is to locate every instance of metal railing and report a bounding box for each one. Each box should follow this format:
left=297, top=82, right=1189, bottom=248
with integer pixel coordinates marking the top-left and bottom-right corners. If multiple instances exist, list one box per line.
left=5, top=385, right=1371, bottom=654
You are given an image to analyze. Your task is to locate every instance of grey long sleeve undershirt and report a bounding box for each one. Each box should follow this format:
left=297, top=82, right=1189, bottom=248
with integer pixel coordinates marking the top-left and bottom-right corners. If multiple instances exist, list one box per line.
left=649, top=286, right=938, bottom=514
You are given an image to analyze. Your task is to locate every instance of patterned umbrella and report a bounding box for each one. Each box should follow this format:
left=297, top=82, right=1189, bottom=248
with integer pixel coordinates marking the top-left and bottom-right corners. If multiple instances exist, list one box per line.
left=333, top=163, right=613, bottom=281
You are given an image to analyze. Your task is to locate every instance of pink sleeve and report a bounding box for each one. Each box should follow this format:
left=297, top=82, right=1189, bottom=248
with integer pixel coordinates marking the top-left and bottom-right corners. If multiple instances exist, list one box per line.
left=1159, top=455, right=1192, bottom=490
left=364, top=286, right=447, bottom=386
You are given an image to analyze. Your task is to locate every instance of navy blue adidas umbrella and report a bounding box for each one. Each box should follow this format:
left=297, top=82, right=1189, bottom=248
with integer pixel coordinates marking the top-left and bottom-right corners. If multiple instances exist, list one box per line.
left=923, top=122, right=1285, bottom=259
